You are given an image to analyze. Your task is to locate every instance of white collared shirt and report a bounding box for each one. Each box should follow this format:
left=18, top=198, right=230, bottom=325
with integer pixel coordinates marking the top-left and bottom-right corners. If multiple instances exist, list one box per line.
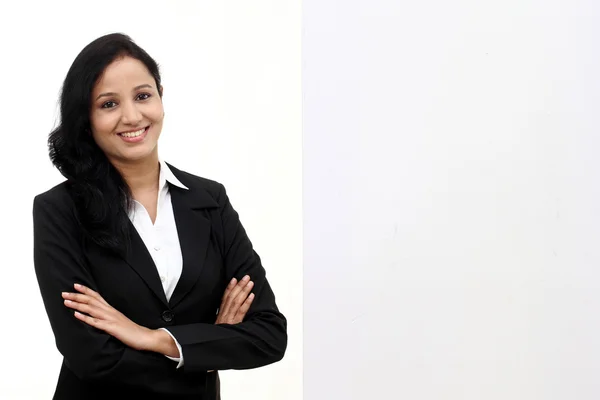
left=127, top=160, right=186, bottom=368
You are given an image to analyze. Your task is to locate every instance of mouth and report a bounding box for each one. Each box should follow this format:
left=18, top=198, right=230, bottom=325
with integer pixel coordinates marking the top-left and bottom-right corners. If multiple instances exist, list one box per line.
left=117, top=126, right=150, bottom=143
left=118, top=126, right=149, bottom=138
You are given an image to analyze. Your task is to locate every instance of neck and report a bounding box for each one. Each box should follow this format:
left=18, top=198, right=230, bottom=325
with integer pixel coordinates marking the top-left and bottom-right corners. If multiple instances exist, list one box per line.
left=111, top=153, right=160, bottom=193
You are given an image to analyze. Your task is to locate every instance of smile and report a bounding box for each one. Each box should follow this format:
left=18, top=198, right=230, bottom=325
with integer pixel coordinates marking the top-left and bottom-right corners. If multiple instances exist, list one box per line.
left=118, top=126, right=148, bottom=138
left=118, top=126, right=150, bottom=143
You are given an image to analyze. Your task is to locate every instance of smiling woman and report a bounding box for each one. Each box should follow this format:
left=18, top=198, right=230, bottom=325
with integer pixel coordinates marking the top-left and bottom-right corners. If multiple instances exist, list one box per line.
left=33, top=33, right=287, bottom=400
left=90, top=60, right=163, bottom=161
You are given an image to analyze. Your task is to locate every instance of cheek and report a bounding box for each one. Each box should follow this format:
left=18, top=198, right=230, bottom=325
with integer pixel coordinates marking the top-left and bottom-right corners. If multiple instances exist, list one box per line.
left=90, top=115, right=117, bottom=147
left=91, top=113, right=116, bottom=135
left=147, top=101, right=165, bottom=123
left=91, top=131, right=110, bottom=152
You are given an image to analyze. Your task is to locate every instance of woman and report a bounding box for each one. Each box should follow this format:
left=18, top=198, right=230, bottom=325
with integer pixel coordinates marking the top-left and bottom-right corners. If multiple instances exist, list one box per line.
left=33, top=33, right=287, bottom=399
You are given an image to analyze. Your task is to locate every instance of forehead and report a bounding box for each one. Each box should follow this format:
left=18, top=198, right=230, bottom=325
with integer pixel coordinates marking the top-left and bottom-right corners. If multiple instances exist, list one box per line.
left=93, top=56, right=154, bottom=93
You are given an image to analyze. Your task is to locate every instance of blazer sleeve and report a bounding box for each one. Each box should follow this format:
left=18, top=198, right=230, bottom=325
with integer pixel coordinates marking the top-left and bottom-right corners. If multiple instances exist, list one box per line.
left=32, top=192, right=205, bottom=395
left=165, top=183, right=288, bottom=372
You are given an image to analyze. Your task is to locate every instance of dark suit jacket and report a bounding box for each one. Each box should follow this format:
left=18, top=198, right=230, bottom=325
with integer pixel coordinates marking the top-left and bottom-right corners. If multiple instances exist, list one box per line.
left=33, top=164, right=287, bottom=400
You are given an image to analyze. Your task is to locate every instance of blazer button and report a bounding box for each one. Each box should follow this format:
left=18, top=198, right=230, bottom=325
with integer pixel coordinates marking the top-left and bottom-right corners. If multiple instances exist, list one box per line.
left=161, top=310, right=174, bottom=323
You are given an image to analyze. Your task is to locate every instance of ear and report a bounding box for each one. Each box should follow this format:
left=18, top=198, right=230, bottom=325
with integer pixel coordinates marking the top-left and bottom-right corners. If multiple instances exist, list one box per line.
left=159, top=85, right=164, bottom=97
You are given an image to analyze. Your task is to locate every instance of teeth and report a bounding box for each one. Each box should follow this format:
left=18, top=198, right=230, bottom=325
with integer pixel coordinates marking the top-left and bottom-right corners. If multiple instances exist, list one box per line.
left=120, top=128, right=145, bottom=138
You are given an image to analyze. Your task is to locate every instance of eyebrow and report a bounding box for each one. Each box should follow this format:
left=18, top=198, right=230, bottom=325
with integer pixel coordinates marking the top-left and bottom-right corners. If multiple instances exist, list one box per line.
left=95, top=84, right=154, bottom=101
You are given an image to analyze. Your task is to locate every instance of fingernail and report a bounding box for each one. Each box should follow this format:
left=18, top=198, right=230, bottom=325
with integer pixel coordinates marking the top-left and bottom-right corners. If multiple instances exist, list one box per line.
left=249, top=293, right=255, bottom=299
left=248, top=281, right=254, bottom=287
left=230, top=278, right=237, bottom=284
left=242, top=275, right=250, bottom=282
left=74, top=283, right=81, bottom=288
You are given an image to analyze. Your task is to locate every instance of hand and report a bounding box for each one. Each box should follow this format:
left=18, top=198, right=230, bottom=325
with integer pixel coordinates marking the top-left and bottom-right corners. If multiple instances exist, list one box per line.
left=62, top=284, right=153, bottom=351
left=215, top=275, right=255, bottom=324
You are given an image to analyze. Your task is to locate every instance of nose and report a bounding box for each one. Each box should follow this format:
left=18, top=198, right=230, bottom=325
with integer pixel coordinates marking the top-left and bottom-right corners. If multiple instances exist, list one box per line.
left=120, top=100, right=143, bottom=126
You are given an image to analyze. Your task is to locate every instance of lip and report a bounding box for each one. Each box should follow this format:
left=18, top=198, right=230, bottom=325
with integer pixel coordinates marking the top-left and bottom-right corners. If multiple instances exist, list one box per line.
left=117, top=125, right=149, bottom=135
left=118, top=126, right=149, bottom=143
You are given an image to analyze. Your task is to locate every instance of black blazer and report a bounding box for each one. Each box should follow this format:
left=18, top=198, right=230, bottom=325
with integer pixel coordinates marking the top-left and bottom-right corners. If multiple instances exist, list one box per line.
left=33, top=164, right=287, bottom=400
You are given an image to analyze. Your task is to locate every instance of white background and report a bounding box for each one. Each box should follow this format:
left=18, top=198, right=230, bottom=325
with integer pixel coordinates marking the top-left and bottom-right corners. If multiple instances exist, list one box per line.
left=0, top=1, right=301, bottom=399
left=303, top=0, right=600, bottom=399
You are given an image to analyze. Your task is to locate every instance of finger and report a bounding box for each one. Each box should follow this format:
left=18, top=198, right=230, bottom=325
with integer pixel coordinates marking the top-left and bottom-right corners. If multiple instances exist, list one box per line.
left=65, top=299, right=106, bottom=320
left=74, top=311, right=106, bottom=330
left=239, top=280, right=254, bottom=299
left=62, top=292, right=93, bottom=304
left=74, top=284, right=109, bottom=306
left=231, top=280, right=254, bottom=309
left=222, top=275, right=250, bottom=312
left=62, top=293, right=109, bottom=314
left=219, top=276, right=251, bottom=322
left=225, top=282, right=253, bottom=324
left=234, top=293, right=255, bottom=322
left=226, top=276, right=249, bottom=301
left=221, top=278, right=238, bottom=301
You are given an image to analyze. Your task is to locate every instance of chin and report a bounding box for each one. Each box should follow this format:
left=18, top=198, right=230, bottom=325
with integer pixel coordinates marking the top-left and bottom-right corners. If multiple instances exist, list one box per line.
left=117, top=146, right=158, bottom=163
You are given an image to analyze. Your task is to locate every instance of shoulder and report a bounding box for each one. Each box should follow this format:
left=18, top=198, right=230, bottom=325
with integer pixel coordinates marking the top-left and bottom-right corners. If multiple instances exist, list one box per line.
left=32, top=181, right=79, bottom=230
left=33, top=181, right=74, bottom=211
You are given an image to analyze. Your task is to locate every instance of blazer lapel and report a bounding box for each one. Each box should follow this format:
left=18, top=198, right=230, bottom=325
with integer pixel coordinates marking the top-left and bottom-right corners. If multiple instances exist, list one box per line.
left=123, top=226, right=169, bottom=306
left=168, top=182, right=219, bottom=308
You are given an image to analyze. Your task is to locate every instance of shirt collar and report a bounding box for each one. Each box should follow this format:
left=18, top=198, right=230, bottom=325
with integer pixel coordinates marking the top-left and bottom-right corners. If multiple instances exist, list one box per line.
left=159, top=159, right=188, bottom=191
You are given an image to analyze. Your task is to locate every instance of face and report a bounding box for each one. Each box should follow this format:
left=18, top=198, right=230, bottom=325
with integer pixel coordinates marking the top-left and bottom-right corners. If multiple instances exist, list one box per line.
left=89, top=56, right=164, bottom=165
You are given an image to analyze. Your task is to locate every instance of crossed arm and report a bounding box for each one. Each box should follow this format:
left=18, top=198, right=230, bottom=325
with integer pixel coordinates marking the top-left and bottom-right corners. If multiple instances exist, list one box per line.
left=61, top=277, right=255, bottom=359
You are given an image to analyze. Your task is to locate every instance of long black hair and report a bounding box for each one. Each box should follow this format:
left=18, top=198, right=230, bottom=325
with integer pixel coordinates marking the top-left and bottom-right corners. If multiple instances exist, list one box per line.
left=48, top=33, right=162, bottom=254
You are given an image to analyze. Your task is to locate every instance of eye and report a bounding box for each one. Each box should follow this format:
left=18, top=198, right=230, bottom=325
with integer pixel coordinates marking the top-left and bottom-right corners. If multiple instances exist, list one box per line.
left=137, top=93, right=151, bottom=101
left=101, top=101, right=117, bottom=109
